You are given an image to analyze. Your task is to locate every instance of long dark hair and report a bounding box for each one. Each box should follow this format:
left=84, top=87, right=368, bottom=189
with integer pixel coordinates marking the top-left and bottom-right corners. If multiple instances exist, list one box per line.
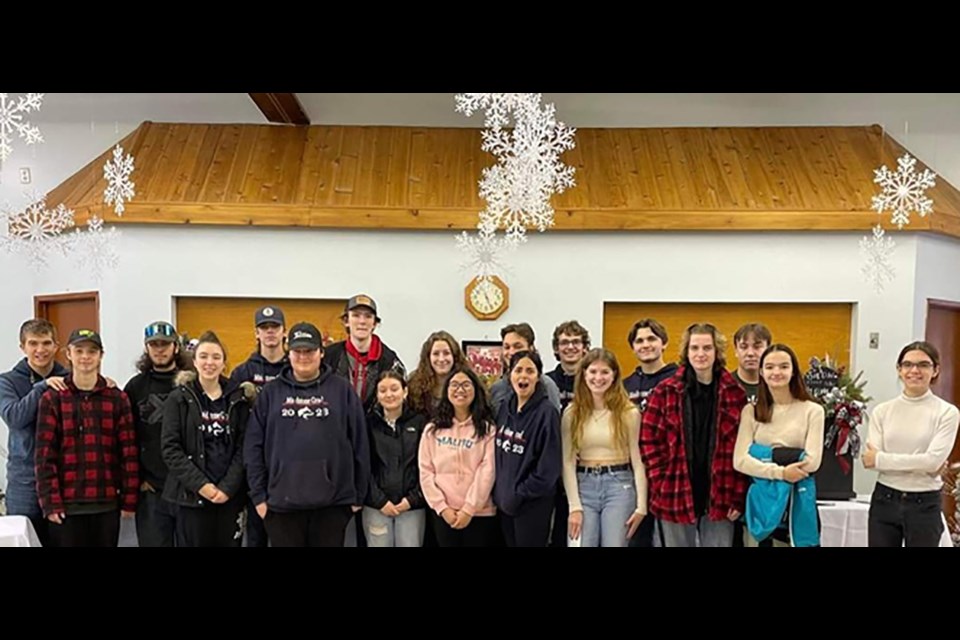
left=755, top=344, right=813, bottom=423
left=432, top=365, right=493, bottom=438
left=136, top=345, right=193, bottom=374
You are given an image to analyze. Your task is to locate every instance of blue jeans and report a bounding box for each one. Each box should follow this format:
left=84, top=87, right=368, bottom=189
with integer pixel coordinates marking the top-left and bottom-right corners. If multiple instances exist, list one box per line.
left=362, top=507, right=426, bottom=547
left=660, top=516, right=734, bottom=547
left=576, top=469, right=637, bottom=547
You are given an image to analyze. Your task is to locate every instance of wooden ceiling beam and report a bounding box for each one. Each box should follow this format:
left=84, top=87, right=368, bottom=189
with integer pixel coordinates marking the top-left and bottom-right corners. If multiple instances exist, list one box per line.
left=248, top=93, right=310, bottom=125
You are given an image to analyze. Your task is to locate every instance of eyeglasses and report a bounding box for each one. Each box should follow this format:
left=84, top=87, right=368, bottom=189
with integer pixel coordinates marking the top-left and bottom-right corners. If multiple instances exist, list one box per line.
left=558, top=339, right=583, bottom=348
left=899, top=361, right=935, bottom=371
left=449, top=381, right=474, bottom=392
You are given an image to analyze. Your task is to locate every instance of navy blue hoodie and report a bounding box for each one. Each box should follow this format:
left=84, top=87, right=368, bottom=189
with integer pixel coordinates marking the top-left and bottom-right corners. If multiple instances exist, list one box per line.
left=493, top=383, right=562, bottom=516
left=230, top=351, right=289, bottom=389
left=244, top=363, right=370, bottom=512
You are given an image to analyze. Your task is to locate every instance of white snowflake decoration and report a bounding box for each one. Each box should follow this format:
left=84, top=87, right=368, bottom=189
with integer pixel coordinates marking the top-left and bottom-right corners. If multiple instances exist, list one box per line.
left=0, top=93, right=44, bottom=163
left=455, top=222, right=516, bottom=283
left=456, top=93, right=577, bottom=243
left=454, top=93, right=541, bottom=133
left=71, top=215, right=120, bottom=282
left=1, top=195, right=75, bottom=270
left=871, top=153, right=936, bottom=229
left=860, top=224, right=896, bottom=294
left=103, top=144, right=135, bottom=216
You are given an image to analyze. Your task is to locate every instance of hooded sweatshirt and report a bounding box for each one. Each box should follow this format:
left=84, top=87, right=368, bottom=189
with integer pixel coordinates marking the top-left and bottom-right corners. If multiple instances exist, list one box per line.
left=230, top=351, right=289, bottom=389
left=244, top=363, right=370, bottom=512
left=419, top=416, right=496, bottom=517
left=0, top=358, right=69, bottom=500
left=493, top=383, right=562, bottom=516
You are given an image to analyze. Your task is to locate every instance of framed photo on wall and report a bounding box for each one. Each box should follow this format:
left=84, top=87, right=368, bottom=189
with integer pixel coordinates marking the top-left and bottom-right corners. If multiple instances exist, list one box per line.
left=461, top=340, right=503, bottom=389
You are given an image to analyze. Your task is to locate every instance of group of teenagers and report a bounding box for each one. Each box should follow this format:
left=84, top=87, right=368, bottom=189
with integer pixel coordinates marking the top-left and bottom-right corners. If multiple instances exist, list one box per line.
left=1, top=291, right=957, bottom=548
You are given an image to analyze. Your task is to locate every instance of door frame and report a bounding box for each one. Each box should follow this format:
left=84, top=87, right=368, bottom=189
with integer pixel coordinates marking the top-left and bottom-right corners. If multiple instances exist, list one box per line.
left=34, top=291, right=101, bottom=331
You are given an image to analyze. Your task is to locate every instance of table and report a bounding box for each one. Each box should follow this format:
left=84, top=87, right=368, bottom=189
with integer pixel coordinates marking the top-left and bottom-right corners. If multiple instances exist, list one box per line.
left=817, top=497, right=954, bottom=547
left=0, top=515, right=43, bottom=547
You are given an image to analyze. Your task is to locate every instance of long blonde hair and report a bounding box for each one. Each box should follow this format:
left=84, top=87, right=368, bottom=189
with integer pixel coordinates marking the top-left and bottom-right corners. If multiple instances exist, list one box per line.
left=568, top=348, right=634, bottom=454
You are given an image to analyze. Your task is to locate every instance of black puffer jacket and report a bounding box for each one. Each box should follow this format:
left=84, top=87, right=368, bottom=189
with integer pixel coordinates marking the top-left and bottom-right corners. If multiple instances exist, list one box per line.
left=365, top=406, right=427, bottom=510
left=160, top=371, right=254, bottom=508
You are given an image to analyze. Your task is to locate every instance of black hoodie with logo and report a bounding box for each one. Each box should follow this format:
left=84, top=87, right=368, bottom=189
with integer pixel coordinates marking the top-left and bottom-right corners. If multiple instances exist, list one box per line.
left=244, top=363, right=370, bottom=512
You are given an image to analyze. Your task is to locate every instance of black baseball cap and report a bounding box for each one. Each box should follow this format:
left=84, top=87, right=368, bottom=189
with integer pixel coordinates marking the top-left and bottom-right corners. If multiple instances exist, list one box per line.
left=68, top=328, right=103, bottom=350
left=255, top=306, right=285, bottom=327
left=287, top=322, right=322, bottom=350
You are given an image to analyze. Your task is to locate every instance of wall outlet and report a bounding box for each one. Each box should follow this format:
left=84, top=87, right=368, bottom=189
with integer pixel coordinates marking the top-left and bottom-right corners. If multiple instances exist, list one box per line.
left=18, top=168, right=31, bottom=184
left=869, top=332, right=880, bottom=349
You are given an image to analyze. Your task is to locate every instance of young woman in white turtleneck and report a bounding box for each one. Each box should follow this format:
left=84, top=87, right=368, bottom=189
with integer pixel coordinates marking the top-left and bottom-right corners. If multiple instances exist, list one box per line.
left=863, top=341, right=959, bottom=547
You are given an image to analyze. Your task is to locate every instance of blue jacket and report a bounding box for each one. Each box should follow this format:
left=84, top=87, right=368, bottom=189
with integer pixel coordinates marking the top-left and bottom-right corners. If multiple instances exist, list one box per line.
left=745, top=443, right=819, bottom=547
left=0, top=358, right=69, bottom=499
left=244, top=363, right=370, bottom=512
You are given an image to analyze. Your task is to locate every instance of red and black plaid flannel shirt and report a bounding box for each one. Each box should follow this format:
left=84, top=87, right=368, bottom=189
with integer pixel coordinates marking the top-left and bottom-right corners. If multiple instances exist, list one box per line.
left=35, top=376, right=139, bottom=517
left=640, top=367, right=748, bottom=524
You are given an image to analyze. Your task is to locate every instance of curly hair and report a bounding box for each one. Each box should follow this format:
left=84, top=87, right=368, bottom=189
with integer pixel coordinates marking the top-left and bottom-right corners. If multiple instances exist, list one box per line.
left=408, top=331, right=466, bottom=416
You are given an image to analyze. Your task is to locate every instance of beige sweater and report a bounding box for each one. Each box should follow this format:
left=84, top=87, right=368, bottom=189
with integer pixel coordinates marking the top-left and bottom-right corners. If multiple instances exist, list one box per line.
left=867, top=390, right=960, bottom=492
left=561, top=406, right=647, bottom=514
left=734, top=400, right=825, bottom=480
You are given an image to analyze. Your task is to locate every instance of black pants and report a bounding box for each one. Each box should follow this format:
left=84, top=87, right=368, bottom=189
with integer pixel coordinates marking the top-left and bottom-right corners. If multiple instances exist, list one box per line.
left=430, top=511, right=500, bottom=547
left=629, top=513, right=656, bottom=548
left=731, top=520, right=745, bottom=548
left=869, top=483, right=944, bottom=547
left=264, top=506, right=353, bottom=547
left=245, top=497, right=268, bottom=548
left=549, top=484, right=569, bottom=548
left=48, top=510, right=120, bottom=547
left=136, top=490, right=177, bottom=547
left=502, top=494, right=555, bottom=547
left=177, top=500, right=244, bottom=547
left=24, top=513, right=50, bottom=548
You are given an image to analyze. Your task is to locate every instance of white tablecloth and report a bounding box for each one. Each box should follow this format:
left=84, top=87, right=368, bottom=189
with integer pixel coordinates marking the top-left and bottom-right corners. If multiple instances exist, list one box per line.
left=0, top=515, right=43, bottom=547
left=817, top=497, right=954, bottom=547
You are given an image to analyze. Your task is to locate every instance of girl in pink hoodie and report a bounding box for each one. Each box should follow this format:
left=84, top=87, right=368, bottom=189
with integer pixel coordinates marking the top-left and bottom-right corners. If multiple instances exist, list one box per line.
left=419, top=365, right=499, bottom=547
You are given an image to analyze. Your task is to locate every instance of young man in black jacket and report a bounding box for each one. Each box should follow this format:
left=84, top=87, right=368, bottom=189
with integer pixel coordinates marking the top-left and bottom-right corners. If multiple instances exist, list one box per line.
left=123, top=321, right=190, bottom=547
left=229, top=305, right=289, bottom=548
left=244, top=322, right=370, bottom=547
left=323, top=294, right=403, bottom=546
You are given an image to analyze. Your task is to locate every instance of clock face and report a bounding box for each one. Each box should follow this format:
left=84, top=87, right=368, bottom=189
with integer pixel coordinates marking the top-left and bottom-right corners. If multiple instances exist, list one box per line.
left=465, top=276, right=509, bottom=320
left=470, top=279, right=504, bottom=314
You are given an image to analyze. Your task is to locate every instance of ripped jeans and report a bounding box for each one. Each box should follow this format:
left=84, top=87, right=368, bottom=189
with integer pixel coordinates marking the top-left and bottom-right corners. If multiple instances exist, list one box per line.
left=576, top=469, right=638, bottom=547
left=362, top=506, right=426, bottom=547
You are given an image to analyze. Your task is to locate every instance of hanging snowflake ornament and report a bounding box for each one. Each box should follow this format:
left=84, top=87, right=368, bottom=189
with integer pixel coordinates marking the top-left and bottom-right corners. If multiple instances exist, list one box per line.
left=871, top=153, right=936, bottom=229
left=0, top=93, right=44, bottom=164
left=1, top=195, right=75, bottom=270
left=103, top=144, right=135, bottom=216
left=71, top=215, right=120, bottom=282
left=455, top=221, right=516, bottom=283
left=454, top=93, right=541, bottom=134
left=860, top=224, right=896, bottom=294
